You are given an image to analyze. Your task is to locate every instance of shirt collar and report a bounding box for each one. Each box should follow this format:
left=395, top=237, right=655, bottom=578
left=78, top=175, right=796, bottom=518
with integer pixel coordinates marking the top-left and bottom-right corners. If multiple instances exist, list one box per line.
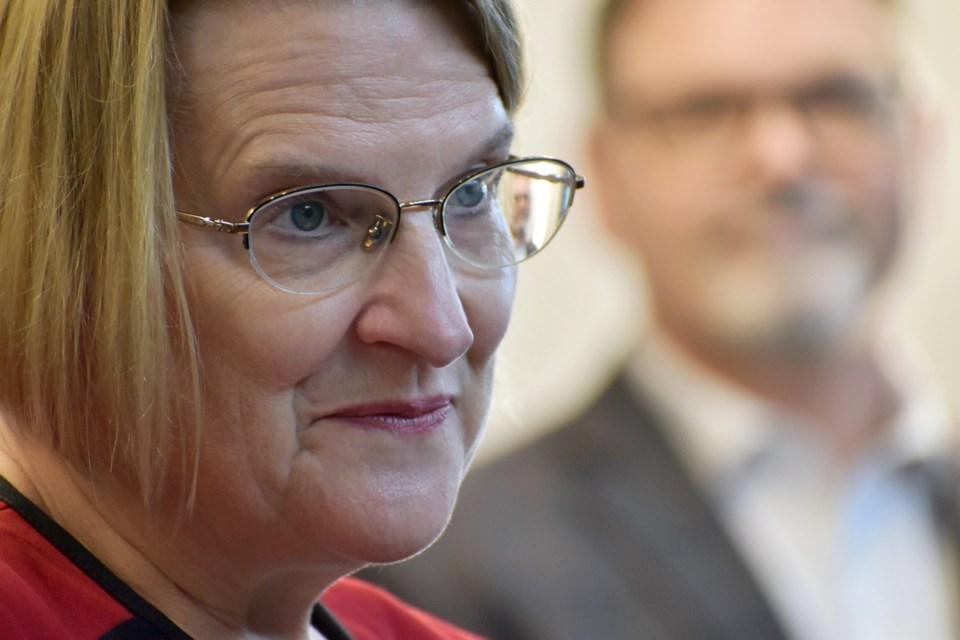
left=625, top=327, right=956, bottom=488
left=872, top=330, right=957, bottom=466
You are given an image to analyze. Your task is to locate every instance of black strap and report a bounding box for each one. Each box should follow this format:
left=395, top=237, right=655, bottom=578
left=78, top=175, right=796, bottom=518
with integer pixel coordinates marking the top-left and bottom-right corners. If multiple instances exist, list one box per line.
left=312, top=602, right=356, bottom=640
left=0, top=476, right=193, bottom=639
left=0, top=475, right=354, bottom=640
left=99, top=617, right=169, bottom=640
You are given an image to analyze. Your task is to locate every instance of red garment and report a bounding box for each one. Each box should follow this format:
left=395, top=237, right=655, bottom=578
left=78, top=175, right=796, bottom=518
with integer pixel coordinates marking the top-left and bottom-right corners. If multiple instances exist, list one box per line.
left=0, top=501, right=142, bottom=639
left=0, top=476, right=485, bottom=640
left=323, top=577, right=486, bottom=640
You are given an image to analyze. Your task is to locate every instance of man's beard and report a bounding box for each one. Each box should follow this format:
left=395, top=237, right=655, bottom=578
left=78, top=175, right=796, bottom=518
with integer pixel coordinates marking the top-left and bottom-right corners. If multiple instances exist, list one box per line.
left=694, top=184, right=894, bottom=358
left=700, top=244, right=874, bottom=357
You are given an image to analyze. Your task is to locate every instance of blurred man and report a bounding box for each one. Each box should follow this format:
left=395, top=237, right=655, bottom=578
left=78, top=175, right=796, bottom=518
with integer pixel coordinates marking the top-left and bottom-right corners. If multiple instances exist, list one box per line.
left=365, top=0, right=958, bottom=638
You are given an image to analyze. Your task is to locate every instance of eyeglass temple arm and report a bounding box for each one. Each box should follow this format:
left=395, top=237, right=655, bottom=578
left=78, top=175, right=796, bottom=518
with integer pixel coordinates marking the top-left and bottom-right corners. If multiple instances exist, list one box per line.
left=508, top=167, right=585, bottom=190
left=176, top=211, right=251, bottom=235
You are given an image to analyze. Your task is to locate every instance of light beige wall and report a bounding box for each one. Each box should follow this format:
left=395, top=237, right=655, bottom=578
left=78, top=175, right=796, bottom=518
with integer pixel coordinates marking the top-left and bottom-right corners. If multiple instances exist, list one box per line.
left=481, top=0, right=960, bottom=462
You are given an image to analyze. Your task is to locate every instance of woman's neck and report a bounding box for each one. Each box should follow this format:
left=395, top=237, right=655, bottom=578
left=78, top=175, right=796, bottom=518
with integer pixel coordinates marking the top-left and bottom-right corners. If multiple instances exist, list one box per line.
left=0, top=422, right=337, bottom=640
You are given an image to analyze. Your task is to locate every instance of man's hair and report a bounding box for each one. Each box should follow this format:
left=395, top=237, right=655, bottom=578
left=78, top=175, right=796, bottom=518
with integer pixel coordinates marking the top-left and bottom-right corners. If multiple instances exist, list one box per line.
left=0, top=0, right=524, bottom=506
left=594, top=0, right=900, bottom=109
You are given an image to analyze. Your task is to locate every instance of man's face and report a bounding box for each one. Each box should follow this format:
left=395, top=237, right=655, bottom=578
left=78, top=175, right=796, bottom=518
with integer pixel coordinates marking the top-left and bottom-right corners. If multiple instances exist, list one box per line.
left=593, top=0, right=917, bottom=356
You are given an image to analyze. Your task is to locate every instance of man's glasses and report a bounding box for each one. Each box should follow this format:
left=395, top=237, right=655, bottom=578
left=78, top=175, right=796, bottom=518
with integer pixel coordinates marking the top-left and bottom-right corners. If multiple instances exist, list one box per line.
left=608, top=73, right=900, bottom=156
left=177, top=157, right=584, bottom=295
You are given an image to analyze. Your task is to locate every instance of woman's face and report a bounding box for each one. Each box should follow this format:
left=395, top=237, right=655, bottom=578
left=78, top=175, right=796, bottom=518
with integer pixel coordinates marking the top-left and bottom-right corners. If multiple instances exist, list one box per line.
left=170, top=0, right=515, bottom=571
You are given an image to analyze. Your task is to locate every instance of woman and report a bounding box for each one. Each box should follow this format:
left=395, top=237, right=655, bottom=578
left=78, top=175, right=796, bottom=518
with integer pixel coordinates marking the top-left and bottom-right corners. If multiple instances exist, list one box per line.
left=0, top=1, right=582, bottom=638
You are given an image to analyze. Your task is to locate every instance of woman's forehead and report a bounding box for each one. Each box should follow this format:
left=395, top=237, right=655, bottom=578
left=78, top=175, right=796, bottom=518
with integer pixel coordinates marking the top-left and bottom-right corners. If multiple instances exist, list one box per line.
left=170, top=1, right=493, bottom=113
left=169, top=0, right=510, bottom=203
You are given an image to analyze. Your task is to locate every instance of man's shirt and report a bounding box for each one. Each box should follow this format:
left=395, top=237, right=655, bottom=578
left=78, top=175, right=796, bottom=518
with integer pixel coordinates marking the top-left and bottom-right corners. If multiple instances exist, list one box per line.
left=629, top=330, right=958, bottom=640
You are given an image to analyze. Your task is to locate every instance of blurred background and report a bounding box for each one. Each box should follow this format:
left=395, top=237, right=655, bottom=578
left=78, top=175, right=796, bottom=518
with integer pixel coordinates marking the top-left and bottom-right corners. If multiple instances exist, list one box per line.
left=481, top=0, right=960, bottom=463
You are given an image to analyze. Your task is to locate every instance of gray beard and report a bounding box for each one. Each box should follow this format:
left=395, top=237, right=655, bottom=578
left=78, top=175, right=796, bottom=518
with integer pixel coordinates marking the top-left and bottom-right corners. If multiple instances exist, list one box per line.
left=697, top=241, right=876, bottom=359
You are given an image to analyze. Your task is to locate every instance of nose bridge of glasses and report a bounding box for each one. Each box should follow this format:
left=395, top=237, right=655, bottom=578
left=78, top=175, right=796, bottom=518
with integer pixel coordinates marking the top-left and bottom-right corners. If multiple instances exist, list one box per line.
left=744, top=85, right=866, bottom=137
left=398, top=198, right=444, bottom=211
left=398, top=198, right=446, bottom=234
left=362, top=198, right=444, bottom=252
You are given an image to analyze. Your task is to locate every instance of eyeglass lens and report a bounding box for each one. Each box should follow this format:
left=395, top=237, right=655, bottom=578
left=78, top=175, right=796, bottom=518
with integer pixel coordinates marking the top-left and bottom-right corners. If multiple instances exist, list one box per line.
left=612, top=74, right=897, bottom=156
left=442, top=159, right=576, bottom=269
left=246, top=159, right=576, bottom=294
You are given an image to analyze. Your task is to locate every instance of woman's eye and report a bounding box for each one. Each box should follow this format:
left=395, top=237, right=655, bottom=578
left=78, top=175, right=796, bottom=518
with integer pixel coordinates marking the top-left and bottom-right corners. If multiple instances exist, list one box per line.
left=262, top=198, right=339, bottom=237
left=454, top=180, right=488, bottom=209
left=289, top=201, right=327, bottom=231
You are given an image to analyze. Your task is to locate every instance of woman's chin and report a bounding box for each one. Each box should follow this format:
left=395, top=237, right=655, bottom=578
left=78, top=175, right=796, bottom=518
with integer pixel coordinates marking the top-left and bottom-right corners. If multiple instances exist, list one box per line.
left=356, top=500, right=456, bottom=565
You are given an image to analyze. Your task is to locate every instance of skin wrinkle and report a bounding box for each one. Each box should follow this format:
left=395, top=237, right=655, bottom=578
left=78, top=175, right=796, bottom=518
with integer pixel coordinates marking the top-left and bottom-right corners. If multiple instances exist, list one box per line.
left=179, top=257, right=472, bottom=593
left=0, top=0, right=529, bottom=637
left=170, top=2, right=512, bottom=624
left=211, top=0, right=516, bottom=624
left=198, top=81, right=497, bottom=210
left=175, top=12, right=494, bottom=194
left=235, top=120, right=516, bottom=196
left=22, top=451, right=265, bottom=640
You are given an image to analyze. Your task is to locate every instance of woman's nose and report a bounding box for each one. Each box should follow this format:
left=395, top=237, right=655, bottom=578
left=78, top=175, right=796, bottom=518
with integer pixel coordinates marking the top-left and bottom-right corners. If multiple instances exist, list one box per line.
left=353, top=215, right=474, bottom=367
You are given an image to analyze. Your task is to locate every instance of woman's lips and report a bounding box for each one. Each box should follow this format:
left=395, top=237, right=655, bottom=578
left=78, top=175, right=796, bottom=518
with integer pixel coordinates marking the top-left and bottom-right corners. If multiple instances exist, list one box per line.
left=325, top=397, right=453, bottom=435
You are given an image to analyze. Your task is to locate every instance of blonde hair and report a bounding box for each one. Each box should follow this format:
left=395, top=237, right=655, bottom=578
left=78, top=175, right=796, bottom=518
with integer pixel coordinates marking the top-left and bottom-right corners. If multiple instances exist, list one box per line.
left=0, top=0, right=524, bottom=505
left=0, top=0, right=198, bottom=502
left=463, top=0, right=525, bottom=113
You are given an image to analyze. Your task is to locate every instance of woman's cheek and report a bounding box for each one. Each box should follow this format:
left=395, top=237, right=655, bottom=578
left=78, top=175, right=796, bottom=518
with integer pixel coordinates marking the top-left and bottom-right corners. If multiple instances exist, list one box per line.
left=464, top=268, right=518, bottom=363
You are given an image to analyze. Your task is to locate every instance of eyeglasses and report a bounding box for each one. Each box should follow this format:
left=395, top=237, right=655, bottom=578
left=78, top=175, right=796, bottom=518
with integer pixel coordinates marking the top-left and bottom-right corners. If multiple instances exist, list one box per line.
left=176, top=156, right=584, bottom=295
left=608, top=73, right=900, bottom=155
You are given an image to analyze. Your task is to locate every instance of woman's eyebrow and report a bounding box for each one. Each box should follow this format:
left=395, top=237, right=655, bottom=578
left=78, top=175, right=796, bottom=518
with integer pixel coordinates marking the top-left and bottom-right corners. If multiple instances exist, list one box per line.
left=473, top=122, right=516, bottom=159
left=252, top=162, right=364, bottom=186
left=245, top=123, right=516, bottom=189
